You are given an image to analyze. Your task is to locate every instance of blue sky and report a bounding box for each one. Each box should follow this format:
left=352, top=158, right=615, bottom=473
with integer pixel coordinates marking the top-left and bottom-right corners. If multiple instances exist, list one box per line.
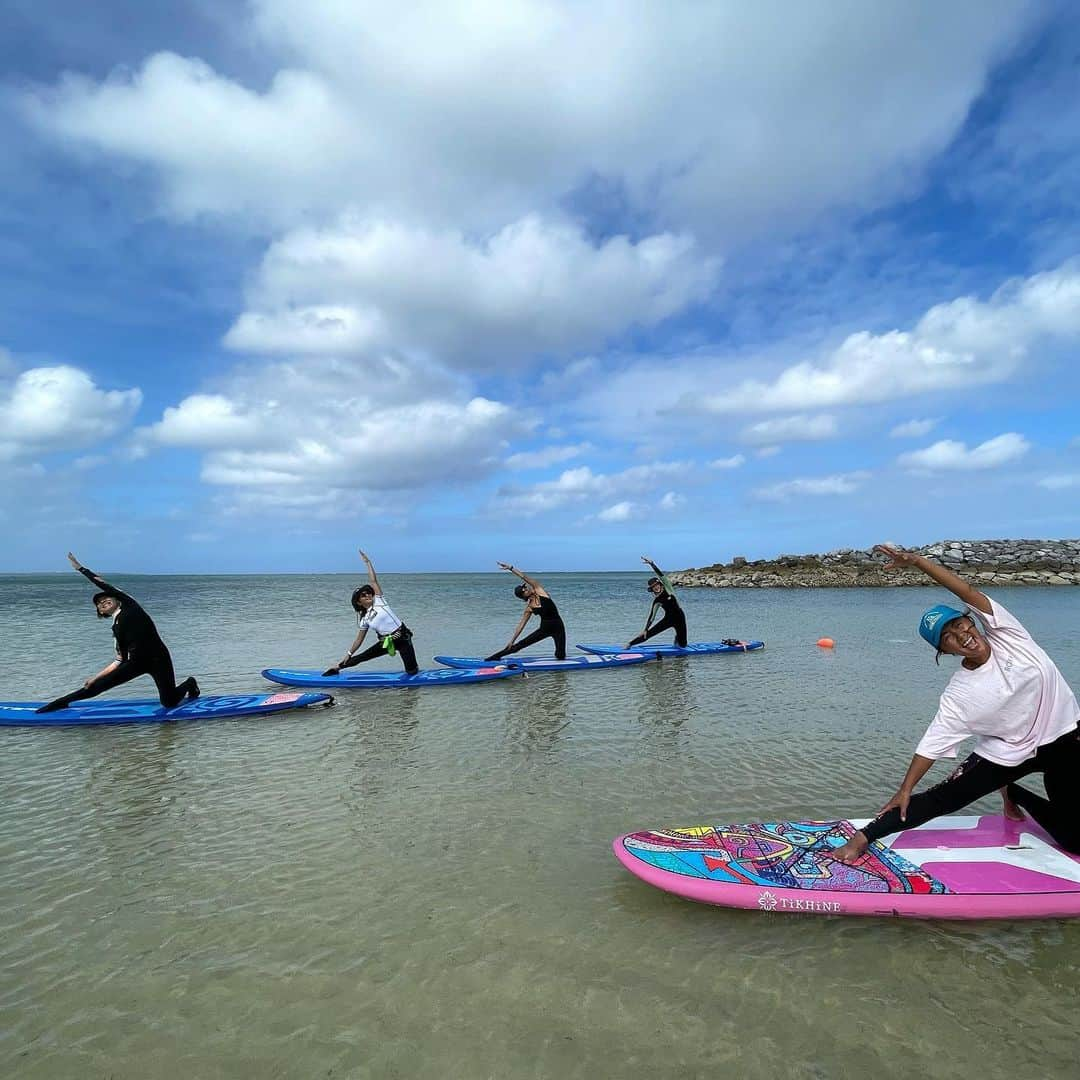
left=1, top=1, right=1078, bottom=572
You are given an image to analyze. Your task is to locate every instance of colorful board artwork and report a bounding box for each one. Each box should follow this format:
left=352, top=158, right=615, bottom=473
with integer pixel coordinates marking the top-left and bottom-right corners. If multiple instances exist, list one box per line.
left=614, top=815, right=1080, bottom=919
left=623, top=820, right=945, bottom=895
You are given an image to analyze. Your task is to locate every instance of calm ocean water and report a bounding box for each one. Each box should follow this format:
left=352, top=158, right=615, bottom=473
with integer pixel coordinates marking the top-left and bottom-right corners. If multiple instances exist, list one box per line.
left=1, top=572, right=1079, bottom=1079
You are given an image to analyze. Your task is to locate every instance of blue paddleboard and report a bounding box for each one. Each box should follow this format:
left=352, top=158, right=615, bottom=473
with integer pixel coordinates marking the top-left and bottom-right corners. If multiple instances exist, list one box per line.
left=576, top=640, right=765, bottom=657
left=0, top=691, right=333, bottom=727
left=434, top=653, right=652, bottom=672
left=262, top=665, right=522, bottom=689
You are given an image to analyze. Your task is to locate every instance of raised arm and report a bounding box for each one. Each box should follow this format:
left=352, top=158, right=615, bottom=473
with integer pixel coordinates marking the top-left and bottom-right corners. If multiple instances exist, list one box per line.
left=68, top=552, right=125, bottom=599
left=497, top=562, right=546, bottom=594
left=359, top=549, right=382, bottom=596
left=873, top=544, right=990, bottom=614
left=641, top=555, right=673, bottom=591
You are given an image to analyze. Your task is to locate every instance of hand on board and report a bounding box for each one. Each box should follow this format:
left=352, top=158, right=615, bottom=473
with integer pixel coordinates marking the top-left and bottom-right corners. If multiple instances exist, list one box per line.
left=878, top=787, right=912, bottom=821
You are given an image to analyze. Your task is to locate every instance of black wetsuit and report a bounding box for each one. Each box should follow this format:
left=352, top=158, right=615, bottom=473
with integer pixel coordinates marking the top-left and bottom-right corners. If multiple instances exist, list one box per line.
left=861, top=726, right=1080, bottom=854
left=38, top=567, right=198, bottom=712
left=629, top=584, right=688, bottom=648
left=486, top=595, right=567, bottom=661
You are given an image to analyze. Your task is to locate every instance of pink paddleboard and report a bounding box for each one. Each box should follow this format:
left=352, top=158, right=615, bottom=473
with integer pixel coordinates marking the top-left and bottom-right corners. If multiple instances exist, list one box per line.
left=613, top=816, right=1080, bottom=919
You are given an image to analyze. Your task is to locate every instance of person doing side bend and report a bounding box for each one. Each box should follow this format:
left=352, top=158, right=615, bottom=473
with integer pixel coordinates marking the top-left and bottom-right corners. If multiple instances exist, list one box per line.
left=627, top=555, right=687, bottom=648
left=832, top=543, right=1080, bottom=864
left=323, top=550, right=419, bottom=677
left=38, top=552, right=200, bottom=713
left=485, top=563, right=567, bottom=661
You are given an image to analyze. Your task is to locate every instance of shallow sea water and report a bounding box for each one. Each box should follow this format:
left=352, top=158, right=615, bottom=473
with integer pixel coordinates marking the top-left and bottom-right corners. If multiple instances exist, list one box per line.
left=1, top=573, right=1078, bottom=1079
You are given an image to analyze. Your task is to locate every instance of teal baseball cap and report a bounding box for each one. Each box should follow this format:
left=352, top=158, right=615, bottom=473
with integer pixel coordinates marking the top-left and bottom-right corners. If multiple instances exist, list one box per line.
left=919, top=604, right=966, bottom=648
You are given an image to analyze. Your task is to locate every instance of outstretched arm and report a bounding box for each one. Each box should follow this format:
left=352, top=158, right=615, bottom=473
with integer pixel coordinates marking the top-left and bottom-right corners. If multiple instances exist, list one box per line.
left=503, top=607, right=532, bottom=649
left=497, top=562, right=546, bottom=595
left=642, top=598, right=660, bottom=633
left=641, top=555, right=673, bottom=592
left=68, top=552, right=125, bottom=599
left=831, top=753, right=936, bottom=864
left=874, top=544, right=990, bottom=614
left=324, top=629, right=369, bottom=675
left=359, top=550, right=382, bottom=596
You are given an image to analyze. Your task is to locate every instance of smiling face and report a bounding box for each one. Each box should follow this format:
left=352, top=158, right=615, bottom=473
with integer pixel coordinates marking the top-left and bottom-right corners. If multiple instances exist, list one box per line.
left=351, top=587, right=376, bottom=612
left=938, top=615, right=991, bottom=666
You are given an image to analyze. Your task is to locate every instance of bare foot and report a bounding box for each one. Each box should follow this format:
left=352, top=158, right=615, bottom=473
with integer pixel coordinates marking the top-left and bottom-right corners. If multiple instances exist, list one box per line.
left=1000, top=786, right=1025, bottom=821
left=831, top=831, right=870, bottom=864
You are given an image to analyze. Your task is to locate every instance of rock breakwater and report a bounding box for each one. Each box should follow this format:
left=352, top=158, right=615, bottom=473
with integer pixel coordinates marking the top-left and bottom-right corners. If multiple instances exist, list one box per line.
left=670, top=539, right=1080, bottom=588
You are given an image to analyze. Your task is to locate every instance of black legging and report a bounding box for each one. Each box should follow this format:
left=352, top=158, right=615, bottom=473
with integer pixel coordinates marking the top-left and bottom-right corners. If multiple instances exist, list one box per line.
left=486, top=621, right=567, bottom=662
left=629, top=612, right=688, bottom=648
left=38, top=651, right=198, bottom=713
left=341, top=627, right=419, bottom=675
left=862, top=726, right=1080, bottom=853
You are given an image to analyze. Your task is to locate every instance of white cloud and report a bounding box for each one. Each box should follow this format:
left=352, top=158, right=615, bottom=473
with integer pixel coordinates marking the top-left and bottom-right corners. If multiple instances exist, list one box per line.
left=1038, top=474, right=1080, bottom=490
left=72, top=454, right=109, bottom=471
left=506, top=442, right=591, bottom=470
left=739, top=413, right=837, bottom=445
left=148, top=394, right=270, bottom=449
left=659, top=491, right=684, bottom=511
left=22, top=3, right=1040, bottom=240
left=753, top=471, right=871, bottom=502
left=890, top=417, right=941, bottom=438
left=683, top=262, right=1080, bottom=414
left=495, top=461, right=691, bottom=516
left=0, top=364, right=142, bottom=458
left=709, top=454, right=746, bottom=469
left=598, top=501, right=636, bottom=522
left=898, top=432, right=1031, bottom=471
left=224, top=215, right=717, bottom=369
left=136, top=357, right=520, bottom=496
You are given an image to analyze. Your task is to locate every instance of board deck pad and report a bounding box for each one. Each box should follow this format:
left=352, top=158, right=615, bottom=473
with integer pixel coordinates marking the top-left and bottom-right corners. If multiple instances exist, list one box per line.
left=262, top=665, right=522, bottom=689
left=578, top=640, right=764, bottom=657
left=614, top=815, right=1080, bottom=919
left=0, top=691, right=332, bottom=727
left=434, top=653, right=651, bottom=671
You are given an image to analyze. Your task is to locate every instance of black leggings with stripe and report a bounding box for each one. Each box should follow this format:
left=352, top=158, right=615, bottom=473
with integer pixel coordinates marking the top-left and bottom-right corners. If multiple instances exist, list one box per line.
left=341, top=627, right=419, bottom=675
left=862, top=726, right=1080, bottom=853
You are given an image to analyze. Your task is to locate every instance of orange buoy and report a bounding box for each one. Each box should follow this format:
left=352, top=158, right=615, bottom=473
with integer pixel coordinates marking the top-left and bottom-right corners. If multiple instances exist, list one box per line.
left=816, top=637, right=835, bottom=649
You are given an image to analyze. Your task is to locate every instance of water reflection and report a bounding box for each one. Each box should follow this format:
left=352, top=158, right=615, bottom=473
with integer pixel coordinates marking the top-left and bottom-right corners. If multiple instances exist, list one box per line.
left=637, top=658, right=696, bottom=733
left=334, top=690, right=423, bottom=815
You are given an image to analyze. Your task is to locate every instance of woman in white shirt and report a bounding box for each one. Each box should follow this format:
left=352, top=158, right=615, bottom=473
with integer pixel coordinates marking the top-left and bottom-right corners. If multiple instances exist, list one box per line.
left=833, top=543, right=1080, bottom=864
left=323, top=550, right=420, bottom=676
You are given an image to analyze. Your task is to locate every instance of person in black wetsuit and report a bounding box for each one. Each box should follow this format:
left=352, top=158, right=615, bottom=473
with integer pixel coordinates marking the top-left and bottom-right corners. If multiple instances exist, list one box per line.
left=484, top=563, right=567, bottom=661
left=37, top=552, right=200, bottom=713
left=627, top=556, right=688, bottom=648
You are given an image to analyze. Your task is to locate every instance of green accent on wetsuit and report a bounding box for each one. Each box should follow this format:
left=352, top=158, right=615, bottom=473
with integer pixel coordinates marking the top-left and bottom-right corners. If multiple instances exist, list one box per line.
left=382, top=634, right=396, bottom=656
